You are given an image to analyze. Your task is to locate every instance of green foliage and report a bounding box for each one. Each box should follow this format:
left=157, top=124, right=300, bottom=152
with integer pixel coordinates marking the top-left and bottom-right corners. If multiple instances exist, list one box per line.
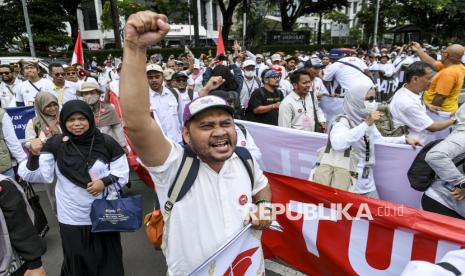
left=325, top=10, right=349, bottom=24
left=0, top=3, right=23, bottom=50
left=101, top=0, right=147, bottom=30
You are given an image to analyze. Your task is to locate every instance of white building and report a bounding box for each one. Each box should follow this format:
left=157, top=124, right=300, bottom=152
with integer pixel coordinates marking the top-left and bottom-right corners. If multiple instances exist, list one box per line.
left=76, top=0, right=220, bottom=49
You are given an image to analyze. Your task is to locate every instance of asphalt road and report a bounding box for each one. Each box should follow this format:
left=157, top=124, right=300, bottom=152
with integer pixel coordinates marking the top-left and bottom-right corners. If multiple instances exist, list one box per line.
left=37, top=171, right=282, bottom=276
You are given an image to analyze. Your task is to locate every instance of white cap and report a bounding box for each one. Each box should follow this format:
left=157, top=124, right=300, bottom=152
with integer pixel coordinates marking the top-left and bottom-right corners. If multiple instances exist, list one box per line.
left=193, top=63, right=201, bottom=69
left=146, top=64, right=163, bottom=73
left=271, top=54, right=281, bottom=62
left=163, top=69, right=175, bottom=80
left=256, top=54, right=264, bottom=59
left=243, top=59, right=256, bottom=68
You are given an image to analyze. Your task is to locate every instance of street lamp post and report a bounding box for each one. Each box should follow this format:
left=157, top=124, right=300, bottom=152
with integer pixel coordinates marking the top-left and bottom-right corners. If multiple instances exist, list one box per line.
left=373, top=0, right=381, bottom=47
left=21, top=0, right=36, bottom=57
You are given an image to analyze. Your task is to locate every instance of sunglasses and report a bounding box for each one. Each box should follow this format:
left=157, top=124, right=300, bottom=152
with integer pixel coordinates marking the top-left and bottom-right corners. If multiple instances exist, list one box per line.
left=272, top=76, right=281, bottom=80
left=54, top=73, right=65, bottom=77
left=175, top=79, right=187, bottom=83
left=365, top=96, right=375, bottom=102
left=0, top=72, right=11, bottom=76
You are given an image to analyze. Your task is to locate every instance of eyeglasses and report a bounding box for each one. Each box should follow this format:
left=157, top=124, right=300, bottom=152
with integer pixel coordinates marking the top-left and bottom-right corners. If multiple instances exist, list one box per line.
left=0, top=72, right=11, bottom=76
left=272, top=76, right=281, bottom=80
left=175, top=79, right=187, bottom=83
left=54, top=73, right=65, bottom=77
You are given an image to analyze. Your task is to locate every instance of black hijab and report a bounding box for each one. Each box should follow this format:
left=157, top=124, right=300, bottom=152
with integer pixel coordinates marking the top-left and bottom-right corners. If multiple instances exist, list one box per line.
left=43, top=100, right=124, bottom=188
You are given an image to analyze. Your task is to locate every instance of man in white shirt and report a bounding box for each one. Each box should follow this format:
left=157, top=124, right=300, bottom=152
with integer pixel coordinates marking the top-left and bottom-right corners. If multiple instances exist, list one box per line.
left=0, top=65, right=22, bottom=108
left=16, top=61, right=53, bottom=106
left=187, top=63, right=203, bottom=95
left=240, top=59, right=261, bottom=111
left=255, top=54, right=268, bottom=81
left=303, top=58, right=329, bottom=97
left=120, top=12, right=272, bottom=275
left=147, top=63, right=182, bottom=143
left=323, top=56, right=374, bottom=97
left=172, top=72, right=198, bottom=126
left=49, top=63, right=78, bottom=106
left=279, top=70, right=326, bottom=132
left=389, top=61, right=456, bottom=143
left=0, top=108, right=27, bottom=178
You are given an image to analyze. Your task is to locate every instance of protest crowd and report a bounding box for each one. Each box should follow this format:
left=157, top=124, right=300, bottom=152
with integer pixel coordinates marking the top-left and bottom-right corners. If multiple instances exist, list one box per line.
left=1, top=10, right=465, bottom=276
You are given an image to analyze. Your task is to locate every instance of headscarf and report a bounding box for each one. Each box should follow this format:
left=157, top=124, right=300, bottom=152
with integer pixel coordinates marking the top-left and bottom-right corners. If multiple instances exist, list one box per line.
left=42, top=100, right=124, bottom=188
left=89, top=100, right=121, bottom=127
left=212, top=65, right=238, bottom=91
left=341, top=82, right=377, bottom=166
left=342, top=81, right=375, bottom=125
left=32, top=92, right=61, bottom=137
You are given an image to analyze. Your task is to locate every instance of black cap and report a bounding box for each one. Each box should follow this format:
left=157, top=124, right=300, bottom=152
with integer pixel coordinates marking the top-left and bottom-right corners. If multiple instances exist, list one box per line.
left=304, top=59, right=325, bottom=69
left=172, top=72, right=189, bottom=80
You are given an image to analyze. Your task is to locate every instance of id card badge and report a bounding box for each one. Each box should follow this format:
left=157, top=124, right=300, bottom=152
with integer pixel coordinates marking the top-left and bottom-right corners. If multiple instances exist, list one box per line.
left=303, top=116, right=311, bottom=129
left=362, top=166, right=370, bottom=179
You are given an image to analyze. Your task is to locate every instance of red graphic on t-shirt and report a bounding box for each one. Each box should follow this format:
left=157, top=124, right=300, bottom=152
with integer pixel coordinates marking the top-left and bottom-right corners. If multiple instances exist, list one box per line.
left=238, top=194, right=248, bottom=205
left=223, top=247, right=259, bottom=276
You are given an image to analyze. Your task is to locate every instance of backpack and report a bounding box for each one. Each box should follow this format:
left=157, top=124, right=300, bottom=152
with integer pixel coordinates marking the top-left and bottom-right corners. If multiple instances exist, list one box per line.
left=310, top=115, right=359, bottom=191
left=376, top=100, right=408, bottom=137
left=408, top=139, right=465, bottom=191
left=145, top=144, right=254, bottom=249
left=168, top=88, right=195, bottom=103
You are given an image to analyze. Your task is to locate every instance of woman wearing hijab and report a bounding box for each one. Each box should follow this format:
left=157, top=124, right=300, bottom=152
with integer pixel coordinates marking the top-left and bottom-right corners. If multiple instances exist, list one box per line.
left=329, top=82, right=420, bottom=198
left=77, top=81, right=127, bottom=151
left=24, top=92, right=61, bottom=214
left=423, top=104, right=465, bottom=219
left=19, top=100, right=129, bottom=276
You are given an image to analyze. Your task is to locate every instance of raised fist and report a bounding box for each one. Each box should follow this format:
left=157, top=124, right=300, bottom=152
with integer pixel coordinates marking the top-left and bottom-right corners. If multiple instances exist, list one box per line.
left=124, top=11, right=170, bottom=49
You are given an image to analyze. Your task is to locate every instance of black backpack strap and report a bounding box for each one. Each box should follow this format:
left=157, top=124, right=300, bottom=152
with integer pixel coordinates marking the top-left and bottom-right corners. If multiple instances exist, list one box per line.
left=436, top=262, right=461, bottom=276
left=164, top=144, right=199, bottom=215
left=168, top=87, right=179, bottom=103
left=188, top=89, right=194, bottom=101
left=234, top=147, right=254, bottom=190
left=235, top=123, right=247, bottom=139
left=28, top=80, right=41, bottom=92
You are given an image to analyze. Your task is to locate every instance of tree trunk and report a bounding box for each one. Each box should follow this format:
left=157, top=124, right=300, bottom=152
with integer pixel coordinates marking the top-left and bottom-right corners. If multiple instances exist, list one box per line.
left=222, top=16, right=233, bottom=47
left=192, top=0, right=199, bottom=47
left=109, top=0, right=122, bottom=48
left=317, top=12, right=323, bottom=45
left=61, top=0, right=81, bottom=48
left=280, top=1, right=293, bottom=31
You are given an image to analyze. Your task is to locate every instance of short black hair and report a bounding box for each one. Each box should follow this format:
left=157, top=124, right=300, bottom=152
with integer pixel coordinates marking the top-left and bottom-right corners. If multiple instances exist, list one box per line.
left=404, top=61, right=432, bottom=83
left=289, top=69, right=310, bottom=85
left=48, top=62, right=63, bottom=73
left=0, top=64, right=12, bottom=72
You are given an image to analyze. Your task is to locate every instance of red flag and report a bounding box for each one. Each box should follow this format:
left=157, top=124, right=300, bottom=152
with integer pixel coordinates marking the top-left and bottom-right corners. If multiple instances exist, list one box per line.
left=216, top=26, right=225, bottom=57
left=108, top=89, right=156, bottom=190
left=71, top=31, right=84, bottom=65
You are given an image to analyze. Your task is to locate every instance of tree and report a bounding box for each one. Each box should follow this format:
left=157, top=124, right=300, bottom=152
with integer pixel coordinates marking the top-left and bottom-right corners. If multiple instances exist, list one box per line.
left=101, top=0, right=147, bottom=30
left=61, top=0, right=83, bottom=44
left=218, top=0, right=242, bottom=46
left=0, top=2, right=24, bottom=50
left=268, top=0, right=348, bottom=32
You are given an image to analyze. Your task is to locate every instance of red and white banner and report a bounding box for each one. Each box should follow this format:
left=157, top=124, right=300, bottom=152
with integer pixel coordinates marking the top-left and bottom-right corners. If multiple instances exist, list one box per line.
left=71, top=31, right=84, bottom=65
left=262, top=173, right=465, bottom=275
left=190, top=225, right=265, bottom=276
left=236, top=120, right=424, bottom=208
left=108, top=89, right=155, bottom=190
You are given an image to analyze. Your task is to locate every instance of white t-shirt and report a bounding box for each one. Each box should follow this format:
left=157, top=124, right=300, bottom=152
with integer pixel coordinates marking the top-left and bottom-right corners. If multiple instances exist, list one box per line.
left=389, top=86, right=434, bottom=143
left=279, top=79, right=293, bottom=97
left=240, top=77, right=261, bottom=109
left=149, top=87, right=182, bottom=143
left=51, top=80, right=78, bottom=106
left=176, top=88, right=199, bottom=127
left=16, top=78, right=54, bottom=106
left=312, top=77, right=329, bottom=96
left=0, top=78, right=22, bottom=107
left=187, top=73, right=203, bottom=95
left=323, top=57, right=373, bottom=92
left=144, top=141, right=268, bottom=275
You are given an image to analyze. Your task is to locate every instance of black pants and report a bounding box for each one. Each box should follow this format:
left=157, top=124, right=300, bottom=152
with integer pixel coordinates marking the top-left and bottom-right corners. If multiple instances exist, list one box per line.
left=421, top=194, right=464, bottom=220
left=59, top=223, right=124, bottom=276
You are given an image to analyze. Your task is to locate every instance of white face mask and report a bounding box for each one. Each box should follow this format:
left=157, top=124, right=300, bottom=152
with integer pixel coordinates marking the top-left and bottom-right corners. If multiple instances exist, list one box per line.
left=364, top=100, right=378, bottom=113
left=244, top=70, right=256, bottom=78
left=83, top=94, right=100, bottom=105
